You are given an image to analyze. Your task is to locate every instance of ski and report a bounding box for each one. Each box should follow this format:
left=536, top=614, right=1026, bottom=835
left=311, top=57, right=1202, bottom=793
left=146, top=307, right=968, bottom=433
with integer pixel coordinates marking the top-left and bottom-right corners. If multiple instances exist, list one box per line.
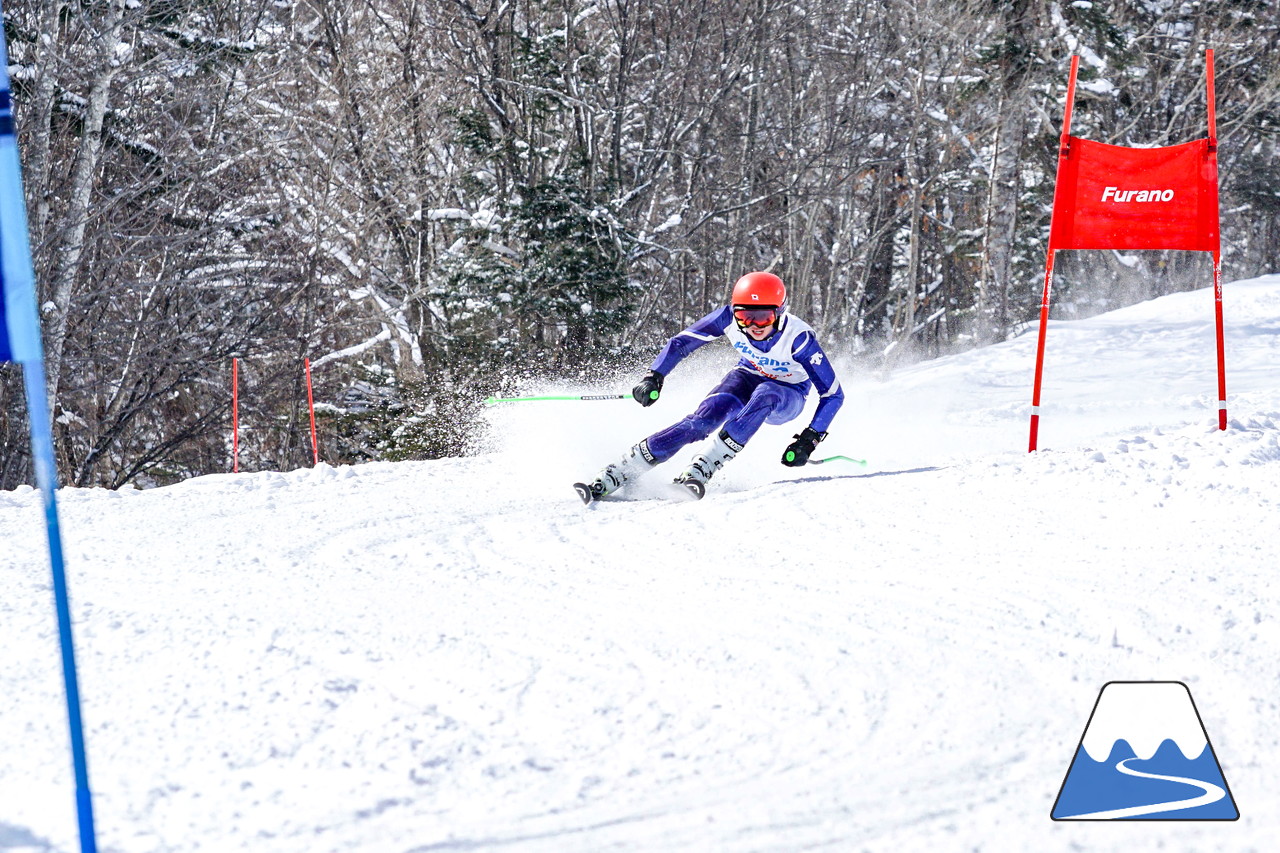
left=573, top=480, right=705, bottom=503
left=676, top=479, right=705, bottom=500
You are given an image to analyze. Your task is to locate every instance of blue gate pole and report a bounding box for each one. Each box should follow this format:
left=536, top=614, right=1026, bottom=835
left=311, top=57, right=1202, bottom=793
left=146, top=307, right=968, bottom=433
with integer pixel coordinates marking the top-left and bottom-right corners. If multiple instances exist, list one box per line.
left=21, top=362, right=99, bottom=853
left=0, top=2, right=100, bottom=847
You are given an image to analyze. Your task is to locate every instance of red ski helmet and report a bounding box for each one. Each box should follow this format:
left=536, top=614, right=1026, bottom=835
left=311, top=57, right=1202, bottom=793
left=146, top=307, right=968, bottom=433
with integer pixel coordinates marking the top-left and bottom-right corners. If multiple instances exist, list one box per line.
left=730, top=271, right=786, bottom=310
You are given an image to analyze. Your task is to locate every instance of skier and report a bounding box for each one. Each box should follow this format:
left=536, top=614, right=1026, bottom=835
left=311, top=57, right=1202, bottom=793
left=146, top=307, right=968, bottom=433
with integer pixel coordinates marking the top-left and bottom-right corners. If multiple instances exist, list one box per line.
left=575, top=271, right=844, bottom=501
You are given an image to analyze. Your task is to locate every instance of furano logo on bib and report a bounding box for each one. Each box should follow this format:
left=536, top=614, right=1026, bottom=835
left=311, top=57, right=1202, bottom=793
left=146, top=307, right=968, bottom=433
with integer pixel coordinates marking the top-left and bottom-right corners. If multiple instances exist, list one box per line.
left=1101, top=186, right=1175, bottom=203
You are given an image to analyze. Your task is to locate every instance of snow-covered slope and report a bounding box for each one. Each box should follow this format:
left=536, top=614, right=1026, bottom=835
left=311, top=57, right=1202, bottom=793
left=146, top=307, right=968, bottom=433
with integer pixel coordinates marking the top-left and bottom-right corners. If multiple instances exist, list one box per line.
left=4, top=275, right=1280, bottom=852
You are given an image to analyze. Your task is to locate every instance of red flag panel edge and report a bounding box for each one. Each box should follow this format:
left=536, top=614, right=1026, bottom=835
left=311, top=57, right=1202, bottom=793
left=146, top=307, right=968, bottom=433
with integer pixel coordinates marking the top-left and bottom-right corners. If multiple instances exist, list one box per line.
left=1048, top=136, right=1219, bottom=253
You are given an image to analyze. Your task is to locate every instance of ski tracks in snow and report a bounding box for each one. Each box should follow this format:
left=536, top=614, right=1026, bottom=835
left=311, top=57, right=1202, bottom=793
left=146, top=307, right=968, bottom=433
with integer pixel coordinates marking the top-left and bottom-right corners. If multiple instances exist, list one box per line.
left=7, top=277, right=1280, bottom=850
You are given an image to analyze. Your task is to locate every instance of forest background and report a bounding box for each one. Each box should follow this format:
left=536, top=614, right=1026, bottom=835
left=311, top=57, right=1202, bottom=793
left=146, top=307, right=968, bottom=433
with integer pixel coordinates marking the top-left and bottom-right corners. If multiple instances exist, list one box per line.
left=0, top=0, right=1276, bottom=489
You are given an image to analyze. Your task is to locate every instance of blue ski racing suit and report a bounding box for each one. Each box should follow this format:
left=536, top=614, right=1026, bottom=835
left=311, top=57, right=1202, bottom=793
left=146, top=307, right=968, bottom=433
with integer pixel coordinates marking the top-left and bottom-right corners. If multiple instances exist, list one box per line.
left=639, top=306, right=844, bottom=463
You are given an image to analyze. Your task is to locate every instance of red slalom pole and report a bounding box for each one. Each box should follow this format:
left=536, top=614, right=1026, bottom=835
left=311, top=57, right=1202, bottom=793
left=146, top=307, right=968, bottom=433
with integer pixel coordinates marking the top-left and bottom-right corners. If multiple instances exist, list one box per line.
left=1206, top=49, right=1217, bottom=152
left=232, top=357, right=240, bottom=473
left=1028, top=251, right=1057, bottom=452
left=305, top=358, right=319, bottom=465
left=1028, top=55, right=1078, bottom=452
left=1213, top=251, right=1227, bottom=430
left=1207, top=48, right=1227, bottom=431
left=1058, top=54, right=1080, bottom=155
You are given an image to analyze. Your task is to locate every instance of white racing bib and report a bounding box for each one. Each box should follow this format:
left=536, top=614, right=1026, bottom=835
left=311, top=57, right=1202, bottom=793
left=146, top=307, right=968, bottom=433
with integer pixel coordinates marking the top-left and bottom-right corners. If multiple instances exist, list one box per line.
left=723, top=314, right=814, bottom=384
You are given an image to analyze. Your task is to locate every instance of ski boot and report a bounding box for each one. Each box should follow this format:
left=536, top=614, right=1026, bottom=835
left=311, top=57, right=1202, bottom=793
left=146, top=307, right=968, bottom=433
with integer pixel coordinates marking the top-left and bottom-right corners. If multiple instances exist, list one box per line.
left=673, top=430, right=742, bottom=500
left=574, top=441, right=657, bottom=504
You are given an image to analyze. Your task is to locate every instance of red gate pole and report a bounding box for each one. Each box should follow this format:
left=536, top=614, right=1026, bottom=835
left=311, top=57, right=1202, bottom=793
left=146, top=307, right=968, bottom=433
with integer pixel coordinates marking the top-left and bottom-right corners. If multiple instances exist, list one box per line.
left=1028, top=252, right=1058, bottom=452
left=1206, top=48, right=1227, bottom=431
left=1213, top=250, right=1227, bottom=429
left=305, top=358, right=320, bottom=465
left=232, top=357, right=240, bottom=473
left=1028, top=55, right=1079, bottom=452
left=1058, top=55, right=1080, bottom=157
left=1206, top=49, right=1217, bottom=148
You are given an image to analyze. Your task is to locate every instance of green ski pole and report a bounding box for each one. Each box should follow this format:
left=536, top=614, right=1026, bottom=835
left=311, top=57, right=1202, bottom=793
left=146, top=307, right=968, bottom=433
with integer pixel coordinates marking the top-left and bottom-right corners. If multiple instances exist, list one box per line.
left=806, top=454, right=868, bottom=466
left=484, top=393, right=628, bottom=405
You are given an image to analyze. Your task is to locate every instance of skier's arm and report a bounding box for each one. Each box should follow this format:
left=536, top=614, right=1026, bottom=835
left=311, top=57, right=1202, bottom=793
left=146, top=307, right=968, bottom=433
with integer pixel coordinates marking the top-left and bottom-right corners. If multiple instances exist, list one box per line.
left=649, top=307, right=731, bottom=376
left=793, top=332, right=844, bottom=433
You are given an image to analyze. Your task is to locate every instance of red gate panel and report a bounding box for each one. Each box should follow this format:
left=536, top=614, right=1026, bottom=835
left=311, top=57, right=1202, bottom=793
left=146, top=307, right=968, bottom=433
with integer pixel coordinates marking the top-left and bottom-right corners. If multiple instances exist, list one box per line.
left=1049, top=137, right=1219, bottom=252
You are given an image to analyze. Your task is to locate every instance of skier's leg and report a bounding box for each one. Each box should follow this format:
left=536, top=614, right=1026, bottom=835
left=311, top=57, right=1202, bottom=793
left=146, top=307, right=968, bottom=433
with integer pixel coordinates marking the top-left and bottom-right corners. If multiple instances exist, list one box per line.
left=721, top=380, right=806, bottom=446
left=581, top=440, right=660, bottom=500
left=675, top=380, right=804, bottom=493
left=579, top=372, right=752, bottom=500
left=641, top=371, right=754, bottom=462
left=673, top=429, right=744, bottom=495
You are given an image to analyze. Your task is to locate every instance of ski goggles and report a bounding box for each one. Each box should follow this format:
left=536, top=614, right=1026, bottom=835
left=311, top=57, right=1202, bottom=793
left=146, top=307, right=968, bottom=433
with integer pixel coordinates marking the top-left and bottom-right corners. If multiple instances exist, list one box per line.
left=732, top=307, right=778, bottom=328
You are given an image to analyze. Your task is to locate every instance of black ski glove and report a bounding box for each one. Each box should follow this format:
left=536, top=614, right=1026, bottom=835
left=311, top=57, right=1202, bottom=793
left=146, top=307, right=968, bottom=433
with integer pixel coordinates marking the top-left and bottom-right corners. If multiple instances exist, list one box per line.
left=632, top=370, right=664, bottom=407
left=782, top=427, right=827, bottom=467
